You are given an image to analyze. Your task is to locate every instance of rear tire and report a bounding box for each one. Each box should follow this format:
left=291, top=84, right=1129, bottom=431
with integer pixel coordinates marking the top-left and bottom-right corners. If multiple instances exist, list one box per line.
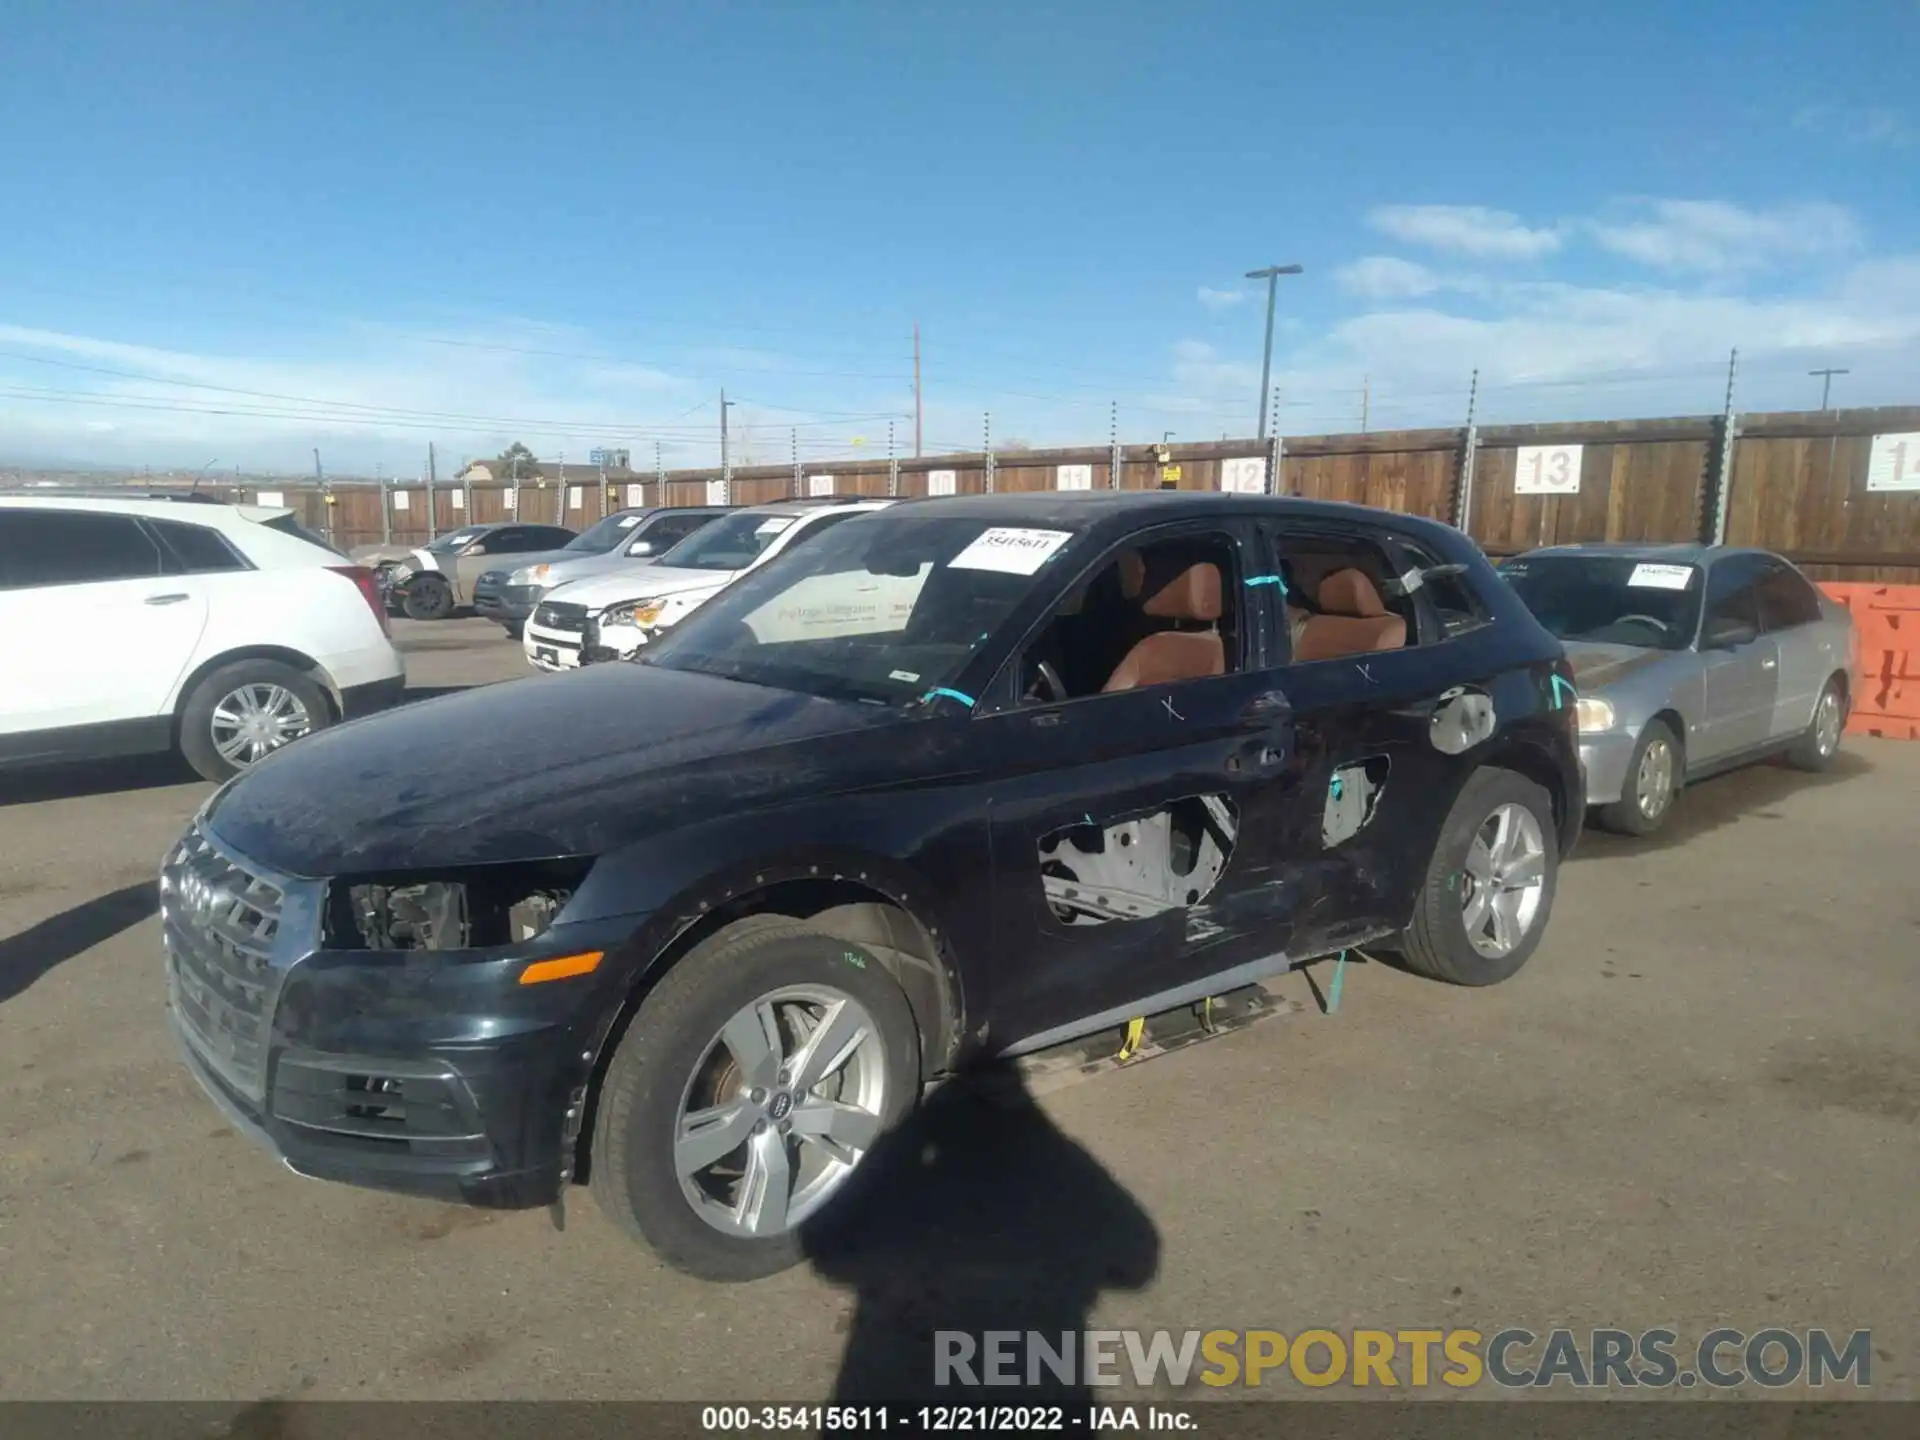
left=590, top=918, right=920, bottom=1281
left=1597, top=718, right=1681, bottom=836
left=178, top=659, right=331, bottom=783
left=1786, top=677, right=1846, bottom=772
left=402, top=575, right=454, bottom=620
left=1395, top=767, right=1559, bottom=987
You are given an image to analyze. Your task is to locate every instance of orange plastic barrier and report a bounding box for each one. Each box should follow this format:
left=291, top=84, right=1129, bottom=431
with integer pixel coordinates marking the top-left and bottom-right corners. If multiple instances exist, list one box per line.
left=1819, top=583, right=1920, bottom=739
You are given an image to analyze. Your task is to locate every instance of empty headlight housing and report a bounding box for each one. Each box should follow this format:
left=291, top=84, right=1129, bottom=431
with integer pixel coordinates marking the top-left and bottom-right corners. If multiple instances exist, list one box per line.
left=1575, top=697, right=1618, bottom=733
left=324, top=858, right=594, bottom=952
left=508, top=563, right=552, bottom=586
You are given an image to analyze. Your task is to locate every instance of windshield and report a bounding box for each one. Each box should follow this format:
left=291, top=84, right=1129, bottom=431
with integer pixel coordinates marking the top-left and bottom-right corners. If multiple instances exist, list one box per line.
left=1499, top=555, right=1702, bottom=650
left=564, top=512, right=644, bottom=552
left=644, top=513, right=1081, bottom=705
left=424, top=528, right=484, bottom=554
left=654, top=509, right=804, bottom=571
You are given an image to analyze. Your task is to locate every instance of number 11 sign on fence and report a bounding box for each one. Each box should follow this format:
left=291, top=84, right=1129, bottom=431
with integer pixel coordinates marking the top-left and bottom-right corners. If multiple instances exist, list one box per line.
left=1514, top=444, right=1584, bottom=496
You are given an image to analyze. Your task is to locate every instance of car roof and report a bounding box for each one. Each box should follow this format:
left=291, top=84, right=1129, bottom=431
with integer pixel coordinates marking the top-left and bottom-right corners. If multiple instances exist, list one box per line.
left=886, top=488, right=1467, bottom=542
left=741, top=498, right=894, bottom=518
left=0, top=493, right=290, bottom=526
left=1517, top=541, right=1774, bottom=565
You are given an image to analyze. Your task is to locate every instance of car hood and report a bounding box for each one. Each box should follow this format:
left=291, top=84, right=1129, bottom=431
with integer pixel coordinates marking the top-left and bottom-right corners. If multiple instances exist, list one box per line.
left=203, top=664, right=909, bottom=876
left=544, top=562, right=735, bottom=608
left=527, top=548, right=656, bottom=586
left=350, top=543, right=417, bottom=566
left=480, top=546, right=596, bottom=579
left=1562, top=640, right=1676, bottom=692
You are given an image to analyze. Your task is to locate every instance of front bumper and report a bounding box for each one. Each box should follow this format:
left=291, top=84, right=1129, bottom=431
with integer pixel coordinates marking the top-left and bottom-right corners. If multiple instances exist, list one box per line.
left=162, top=829, right=638, bottom=1209
left=1578, top=729, right=1636, bottom=808
left=474, top=582, right=545, bottom=625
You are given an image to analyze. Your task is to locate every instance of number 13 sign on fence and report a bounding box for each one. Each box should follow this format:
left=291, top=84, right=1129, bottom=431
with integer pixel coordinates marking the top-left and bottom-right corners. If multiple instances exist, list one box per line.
left=1514, top=444, right=1583, bottom=495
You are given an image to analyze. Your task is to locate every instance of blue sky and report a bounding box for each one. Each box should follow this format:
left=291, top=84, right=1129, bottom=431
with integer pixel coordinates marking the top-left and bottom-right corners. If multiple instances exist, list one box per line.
left=1, top=0, right=1916, bottom=472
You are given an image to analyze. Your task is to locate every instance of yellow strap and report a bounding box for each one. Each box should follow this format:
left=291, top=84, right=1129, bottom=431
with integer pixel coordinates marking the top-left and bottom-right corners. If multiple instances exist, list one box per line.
left=1115, top=1016, right=1146, bottom=1062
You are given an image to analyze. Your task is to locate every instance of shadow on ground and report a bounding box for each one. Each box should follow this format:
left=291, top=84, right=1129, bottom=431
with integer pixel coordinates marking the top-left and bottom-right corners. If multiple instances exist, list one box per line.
left=1571, top=749, right=1873, bottom=861
left=0, top=881, right=159, bottom=1006
left=0, top=754, right=204, bottom=809
left=802, top=1061, right=1160, bottom=1406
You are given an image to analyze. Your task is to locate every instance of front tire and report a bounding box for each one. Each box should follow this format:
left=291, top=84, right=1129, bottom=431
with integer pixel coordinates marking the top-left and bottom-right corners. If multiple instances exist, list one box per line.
left=178, top=659, right=331, bottom=782
left=1597, top=718, right=1681, bottom=836
left=1395, top=767, right=1559, bottom=986
left=402, top=575, right=454, bottom=620
left=590, top=918, right=920, bottom=1281
left=1787, top=677, right=1846, bottom=772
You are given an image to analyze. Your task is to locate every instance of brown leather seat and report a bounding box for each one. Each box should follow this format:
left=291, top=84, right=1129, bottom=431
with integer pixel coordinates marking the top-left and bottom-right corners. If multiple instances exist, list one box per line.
left=1292, top=568, right=1406, bottom=662
left=1102, top=563, right=1225, bottom=692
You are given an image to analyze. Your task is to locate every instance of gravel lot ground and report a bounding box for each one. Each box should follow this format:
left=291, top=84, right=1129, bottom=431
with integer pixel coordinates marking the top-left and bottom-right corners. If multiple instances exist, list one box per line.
left=1, top=617, right=1914, bottom=1402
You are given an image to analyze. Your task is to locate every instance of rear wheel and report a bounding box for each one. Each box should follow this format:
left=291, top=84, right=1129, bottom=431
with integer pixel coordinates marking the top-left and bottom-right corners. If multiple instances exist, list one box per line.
left=178, top=659, right=331, bottom=782
left=1395, top=767, right=1559, bottom=986
left=590, top=918, right=920, bottom=1280
left=402, top=574, right=454, bottom=620
left=1597, top=719, right=1681, bottom=836
left=1786, top=677, right=1846, bottom=772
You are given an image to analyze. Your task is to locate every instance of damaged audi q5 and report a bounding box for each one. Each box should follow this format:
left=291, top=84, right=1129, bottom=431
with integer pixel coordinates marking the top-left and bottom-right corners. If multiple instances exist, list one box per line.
left=161, top=490, right=1582, bottom=1281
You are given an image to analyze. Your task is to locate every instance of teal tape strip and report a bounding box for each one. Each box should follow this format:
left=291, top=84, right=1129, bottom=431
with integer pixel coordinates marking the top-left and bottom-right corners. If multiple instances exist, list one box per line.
left=923, top=686, right=976, bottom=708
left=1245, top=574, right=1283, bottom=586
left=1327, top=950, right=1348, bottom=1015
left=1550, top=674, right=1578, bottom=711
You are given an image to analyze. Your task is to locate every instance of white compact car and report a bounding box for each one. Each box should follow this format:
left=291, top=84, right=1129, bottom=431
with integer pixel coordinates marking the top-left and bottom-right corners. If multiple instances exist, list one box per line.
left=0, top=494, right=406, bottom=781
left=522, top=498, right=893, bottom=670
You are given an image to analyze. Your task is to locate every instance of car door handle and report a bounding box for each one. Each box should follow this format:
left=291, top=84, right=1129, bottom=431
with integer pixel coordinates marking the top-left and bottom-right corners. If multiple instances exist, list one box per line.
left=1240, top=689, right=1291, bottom=721
left=145, top=593, right=191, bottom=606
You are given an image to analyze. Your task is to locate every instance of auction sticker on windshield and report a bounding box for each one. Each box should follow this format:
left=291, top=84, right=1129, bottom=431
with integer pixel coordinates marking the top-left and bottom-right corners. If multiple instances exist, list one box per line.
left=756, top=517, right=796, bottom=535
left=949, top=527, right=1073, bottom=575
left=1628, top=563, right=1694, bottom=590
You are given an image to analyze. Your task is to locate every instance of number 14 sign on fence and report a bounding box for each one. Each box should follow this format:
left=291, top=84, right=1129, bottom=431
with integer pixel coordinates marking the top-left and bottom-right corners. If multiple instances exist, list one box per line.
left=1514, top=443, right=1584, bottom=496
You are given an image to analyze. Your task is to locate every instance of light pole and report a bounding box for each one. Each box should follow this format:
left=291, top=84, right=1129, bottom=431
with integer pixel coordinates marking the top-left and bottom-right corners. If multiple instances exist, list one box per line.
left=192, top=457, right=219, bottom=493
left=1809, top=367, right=1849, bottom=411
left=1246, top=264, right=1304, bottom=440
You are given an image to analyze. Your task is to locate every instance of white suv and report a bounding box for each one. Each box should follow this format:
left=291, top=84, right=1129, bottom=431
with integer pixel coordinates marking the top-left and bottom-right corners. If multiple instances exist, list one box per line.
left=523, top=498, right=893, bottom=670
left=0, top=495, right=406, bottom=781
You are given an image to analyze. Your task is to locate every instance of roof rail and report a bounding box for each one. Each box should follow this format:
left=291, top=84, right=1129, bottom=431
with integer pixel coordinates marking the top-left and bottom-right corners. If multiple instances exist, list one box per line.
left=0, top=486, right=232, bottom=504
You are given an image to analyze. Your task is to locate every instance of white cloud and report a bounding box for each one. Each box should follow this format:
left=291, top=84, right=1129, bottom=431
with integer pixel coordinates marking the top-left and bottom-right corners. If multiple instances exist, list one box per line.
left=1588, top=199, right=1862, bottom=273
left=1197, top=286, right=1250, bottom=310
left=1794, top=104, right=1916, bottom=149
left=1368, top=204, right=1562, bottom=259
left=1335, top=256, right=1443, bottom=299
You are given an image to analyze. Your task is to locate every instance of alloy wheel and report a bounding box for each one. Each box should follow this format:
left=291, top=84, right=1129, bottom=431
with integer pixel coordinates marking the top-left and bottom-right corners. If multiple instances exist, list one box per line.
left=1460, top=803, right=1547, bottom=959
left=209, top=683, right=314, bottom=767
left=1636, top=736, right=1675, bottom=820
left=674, top=985, right=889, bottom=1239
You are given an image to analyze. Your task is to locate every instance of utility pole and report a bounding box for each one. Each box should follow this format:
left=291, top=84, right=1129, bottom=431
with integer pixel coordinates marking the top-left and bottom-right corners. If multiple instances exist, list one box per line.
left=426, top=442, right=438, bottom=539
left=1360, top=376, right=1370, bottom=434
left=791, top=427, right=801, bottom=499
left=888, top=420, right=899, bottom=497
left=1245, top=263, right=1303, bottom=440
left=654, top=440, right=664, bottom=506
left=913, top=323, right=923, bottom=458
left=720, top=390, right=734, bottom=502
left=1809, top=367, right=1849, bottom=411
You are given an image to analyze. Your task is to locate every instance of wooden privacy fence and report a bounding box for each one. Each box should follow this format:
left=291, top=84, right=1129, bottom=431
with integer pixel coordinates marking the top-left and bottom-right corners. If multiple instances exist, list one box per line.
left=168, top=404, right=1920, bottom=584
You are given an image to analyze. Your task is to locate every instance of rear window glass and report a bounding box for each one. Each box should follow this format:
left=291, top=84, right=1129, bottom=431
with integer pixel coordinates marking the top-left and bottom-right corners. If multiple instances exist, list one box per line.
left=261, top=512, right=344, bottom=556
left=152, top=518, right=248, bottom=573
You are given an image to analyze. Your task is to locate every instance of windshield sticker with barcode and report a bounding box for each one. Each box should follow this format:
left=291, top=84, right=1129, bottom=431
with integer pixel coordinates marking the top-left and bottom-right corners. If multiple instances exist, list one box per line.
left=1629, top=563, right=1694, bottom=590
left=618, top=515, right=644, bottom=528
left=755, top=517, right=796, bottom=535
left=889, top=668, right=921, bottom=683
left=949, top=527, right=1074, bottom=575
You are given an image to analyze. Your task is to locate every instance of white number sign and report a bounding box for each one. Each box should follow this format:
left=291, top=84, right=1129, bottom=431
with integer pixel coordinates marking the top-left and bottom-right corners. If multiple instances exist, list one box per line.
left=926, top=469, right=957, bottom=497
left=502, top=489, right=516, bottom=511
left=809, top=473, right=836, bottom=497
left=1867, top=432, right=1920, bottom=492
left=567, top=486, right=584, bottom=509
left=1219, top=457, right=1267, bottom=495
left=450, top=490, right=465, bottom=510
left=705, top=479, right=729, bottom=506
left=1514, top=444, right=1583, bottom=496
left=391, top=490, right=410, bottom=512
left=255, top=490, right=285, bottom=507
left=626, top=483, right=645, bottom=507
left=1056, top=463, right=1093, bottom=491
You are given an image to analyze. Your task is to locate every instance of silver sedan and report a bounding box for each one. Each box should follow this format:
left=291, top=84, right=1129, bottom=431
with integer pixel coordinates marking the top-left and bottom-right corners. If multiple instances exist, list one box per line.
left=1498, top=544, right=1856, bottom=835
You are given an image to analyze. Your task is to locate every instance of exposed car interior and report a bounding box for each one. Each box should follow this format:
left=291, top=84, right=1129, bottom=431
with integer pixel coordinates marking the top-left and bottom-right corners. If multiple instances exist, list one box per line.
left=1272, top=536, right=1414, bottom=662
left=1020, top=535, right=1241, bottom=702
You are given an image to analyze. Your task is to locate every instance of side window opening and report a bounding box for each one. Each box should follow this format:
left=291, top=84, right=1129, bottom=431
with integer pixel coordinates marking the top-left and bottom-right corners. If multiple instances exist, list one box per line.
left=1397, top=542, right=1489, bottom=640
left=1271, top=531, right=1414, bottom=663
left=1756, top=560, right=1822, bottom=631
left=1017, top=531, right=1242, bottom=703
